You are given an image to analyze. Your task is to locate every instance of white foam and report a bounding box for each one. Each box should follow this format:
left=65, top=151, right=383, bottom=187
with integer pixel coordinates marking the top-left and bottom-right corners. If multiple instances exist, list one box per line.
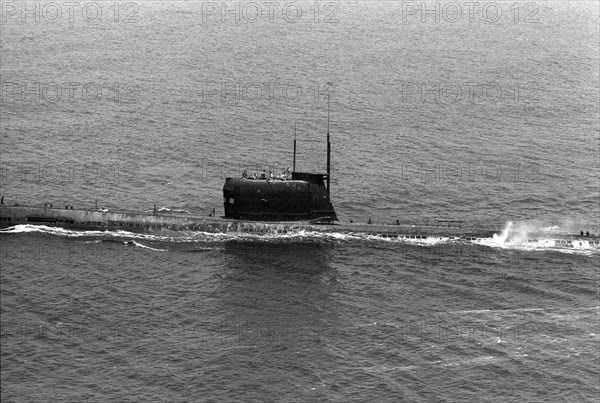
left=491, top=221, right=513, bottom=246
left=129, top=241, right=166, bottom=251
left=1, top=224, right=597, bottom=253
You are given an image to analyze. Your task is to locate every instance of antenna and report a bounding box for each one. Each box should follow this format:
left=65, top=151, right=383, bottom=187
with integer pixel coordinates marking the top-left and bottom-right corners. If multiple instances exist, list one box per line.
left=293, top=123, right=297, bottom=173
left=326, top=86, right=331, bottom=199
left=327, top=92, right=330, bottom=135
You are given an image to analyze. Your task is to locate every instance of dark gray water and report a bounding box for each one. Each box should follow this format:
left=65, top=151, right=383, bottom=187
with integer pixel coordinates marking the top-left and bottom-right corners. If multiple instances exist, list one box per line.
left=1, top=1, right=599, bottom=401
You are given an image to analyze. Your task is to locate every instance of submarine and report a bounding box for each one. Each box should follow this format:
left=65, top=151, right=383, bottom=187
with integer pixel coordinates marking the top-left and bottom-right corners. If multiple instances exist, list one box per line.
left=0, top=115, right=598, bottom=249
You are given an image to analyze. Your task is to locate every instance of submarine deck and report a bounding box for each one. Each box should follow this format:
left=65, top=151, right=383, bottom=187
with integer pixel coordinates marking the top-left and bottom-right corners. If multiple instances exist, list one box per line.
left=1, top=205, right=598, bottom=247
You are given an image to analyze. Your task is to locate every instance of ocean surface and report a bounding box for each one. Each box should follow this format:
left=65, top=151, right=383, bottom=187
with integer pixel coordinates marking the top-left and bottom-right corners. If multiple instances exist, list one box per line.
left=1, top=1, right=599, bottom=401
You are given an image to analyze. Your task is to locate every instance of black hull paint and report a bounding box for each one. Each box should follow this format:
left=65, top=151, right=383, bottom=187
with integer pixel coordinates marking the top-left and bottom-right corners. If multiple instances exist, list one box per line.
left=223, top=174, right=338, bottom=222
left=0, top=205, right=482, bottom=236
left=1, top=205, right=599, bottom=249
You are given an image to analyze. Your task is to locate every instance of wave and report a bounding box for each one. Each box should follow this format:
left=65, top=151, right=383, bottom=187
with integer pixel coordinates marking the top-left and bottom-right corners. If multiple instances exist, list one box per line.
left=84, top=238, right=166, bottom=251
left=498, top=219, right=596, bottom=241
left=481, top=220, right=599, bottom=253
left=127, top=241, right=167, bottom=251
left=1, top=224, right=597, bottom=254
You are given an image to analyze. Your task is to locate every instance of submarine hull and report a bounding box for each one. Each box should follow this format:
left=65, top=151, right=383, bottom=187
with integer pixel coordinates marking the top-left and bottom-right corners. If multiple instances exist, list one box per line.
left=2, top=205, right=598, bottom=250
left=0, top=205, right=481, bottom=236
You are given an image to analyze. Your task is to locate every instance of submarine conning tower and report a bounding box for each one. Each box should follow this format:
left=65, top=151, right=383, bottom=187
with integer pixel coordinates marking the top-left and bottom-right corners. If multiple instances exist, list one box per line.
left=222, top=120, right=337, bottom=223
left=223, top=172, right=337, bottom=222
